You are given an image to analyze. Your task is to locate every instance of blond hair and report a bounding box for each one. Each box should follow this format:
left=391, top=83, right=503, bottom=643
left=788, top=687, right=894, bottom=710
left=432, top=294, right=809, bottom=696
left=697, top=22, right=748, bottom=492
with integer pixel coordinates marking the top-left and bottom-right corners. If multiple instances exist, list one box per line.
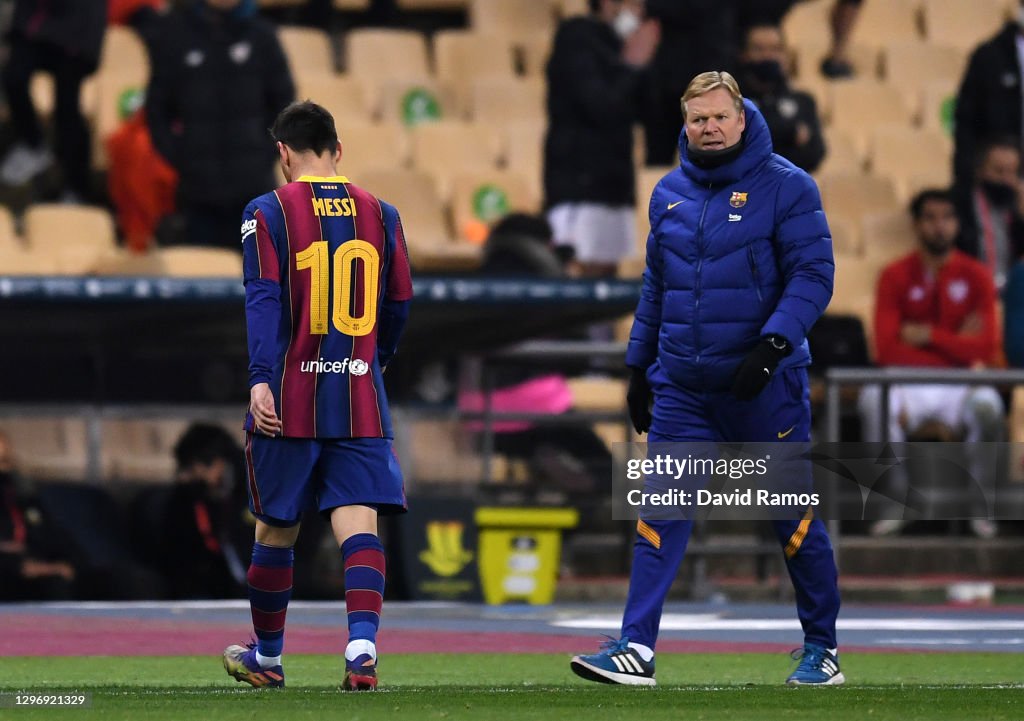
left=681, top=71, right=744, bottom=121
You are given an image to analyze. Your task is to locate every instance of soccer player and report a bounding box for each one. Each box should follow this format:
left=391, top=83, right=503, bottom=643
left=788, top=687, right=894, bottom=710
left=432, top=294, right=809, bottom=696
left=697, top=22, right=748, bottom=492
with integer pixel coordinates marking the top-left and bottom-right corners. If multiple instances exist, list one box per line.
left=222, top=101, right=412, bottom=691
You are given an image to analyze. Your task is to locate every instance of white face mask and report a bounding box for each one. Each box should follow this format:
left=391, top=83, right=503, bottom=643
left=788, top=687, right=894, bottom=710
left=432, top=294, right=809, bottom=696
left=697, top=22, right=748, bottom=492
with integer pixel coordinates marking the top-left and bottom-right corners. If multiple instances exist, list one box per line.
left=613, top=8, right=641, bottom=39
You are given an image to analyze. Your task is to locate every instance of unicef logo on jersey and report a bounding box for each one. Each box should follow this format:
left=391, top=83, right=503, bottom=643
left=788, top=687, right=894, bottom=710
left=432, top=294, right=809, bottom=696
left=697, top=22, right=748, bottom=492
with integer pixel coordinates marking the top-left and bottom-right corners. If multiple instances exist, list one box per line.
left=300, top=357, right=370, bottom=375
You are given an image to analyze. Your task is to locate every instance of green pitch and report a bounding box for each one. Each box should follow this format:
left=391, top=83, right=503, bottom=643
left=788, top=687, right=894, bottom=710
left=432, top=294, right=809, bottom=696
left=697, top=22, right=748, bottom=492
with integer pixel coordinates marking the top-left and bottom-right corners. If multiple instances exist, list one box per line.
left=1, top=653, right=1021, bottom=721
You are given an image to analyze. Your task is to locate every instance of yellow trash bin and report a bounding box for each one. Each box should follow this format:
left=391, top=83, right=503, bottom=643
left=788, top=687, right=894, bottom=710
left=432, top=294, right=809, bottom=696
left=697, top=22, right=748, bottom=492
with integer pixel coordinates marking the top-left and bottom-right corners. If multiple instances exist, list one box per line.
left=474, top=507, right=579, bottom=605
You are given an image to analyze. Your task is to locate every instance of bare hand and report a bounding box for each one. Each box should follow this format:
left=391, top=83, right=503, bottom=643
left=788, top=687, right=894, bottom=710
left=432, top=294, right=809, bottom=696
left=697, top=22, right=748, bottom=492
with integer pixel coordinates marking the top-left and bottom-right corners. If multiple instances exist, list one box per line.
left=900, top=322, right=931, bottom=347
left=250, top=383, right=282, bottom=436
left=622, top=19, right=661, bottom=67
left=960, top=312, right=983, bottom=335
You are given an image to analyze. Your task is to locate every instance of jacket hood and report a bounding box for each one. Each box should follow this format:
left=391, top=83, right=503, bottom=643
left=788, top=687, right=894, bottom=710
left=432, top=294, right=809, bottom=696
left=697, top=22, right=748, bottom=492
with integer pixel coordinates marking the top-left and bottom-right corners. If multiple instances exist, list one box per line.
left=678, top=98, right=774, bottom=186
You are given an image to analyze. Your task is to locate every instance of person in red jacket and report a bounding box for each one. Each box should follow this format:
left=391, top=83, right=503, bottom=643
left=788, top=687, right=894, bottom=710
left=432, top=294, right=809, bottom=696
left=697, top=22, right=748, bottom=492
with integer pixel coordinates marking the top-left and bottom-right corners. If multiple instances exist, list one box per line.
left=859, top=188, right=1004, bottom=537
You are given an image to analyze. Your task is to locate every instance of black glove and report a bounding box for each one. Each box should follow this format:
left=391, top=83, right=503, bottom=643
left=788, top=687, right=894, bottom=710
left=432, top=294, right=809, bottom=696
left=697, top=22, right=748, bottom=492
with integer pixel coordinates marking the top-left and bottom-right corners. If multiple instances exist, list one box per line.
left=627, top=367, right=653, bottom=434
left=731, top=335, right=791, bottom=401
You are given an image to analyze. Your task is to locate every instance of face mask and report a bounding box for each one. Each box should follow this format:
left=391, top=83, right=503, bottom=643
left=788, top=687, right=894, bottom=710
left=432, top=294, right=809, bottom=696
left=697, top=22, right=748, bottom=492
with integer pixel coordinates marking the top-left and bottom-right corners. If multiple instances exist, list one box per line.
left=613, top=9, right=640, bottom=39
left=980, top=180, right=1017, bottom=206
left=741, top=60, right=785, bottom=86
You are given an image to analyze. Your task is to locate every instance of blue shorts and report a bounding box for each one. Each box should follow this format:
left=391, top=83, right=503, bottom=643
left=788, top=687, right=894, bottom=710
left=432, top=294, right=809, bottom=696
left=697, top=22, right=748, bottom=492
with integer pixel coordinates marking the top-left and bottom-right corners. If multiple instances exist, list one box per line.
left=244, top=434, right=407, bottom=526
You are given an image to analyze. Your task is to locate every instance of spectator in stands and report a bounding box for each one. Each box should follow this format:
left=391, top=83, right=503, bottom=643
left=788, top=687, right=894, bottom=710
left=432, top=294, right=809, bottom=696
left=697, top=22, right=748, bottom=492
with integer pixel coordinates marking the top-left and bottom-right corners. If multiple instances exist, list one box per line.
left=736, top=22, right=825, bottom=173
left=0, top=0, right=107, bottom=202
left=158, top=424, right=254, bottom=599
left=146, top=0, right=294, bottom=249
left=859, top=189, right=1004, bottom=538
left=955, top=138, right=1024, bottom=292
left=0, top=431, right=76, bottom=600
left=954, top=6, right=1024, bottom=193
left=545, top=0, right=660, bottom=277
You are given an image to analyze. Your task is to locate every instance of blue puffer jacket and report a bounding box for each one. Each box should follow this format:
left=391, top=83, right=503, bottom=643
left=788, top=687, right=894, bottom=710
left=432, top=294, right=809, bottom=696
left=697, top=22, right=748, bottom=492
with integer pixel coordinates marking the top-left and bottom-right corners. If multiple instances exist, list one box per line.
left=626, top=99, right=834, bottom=392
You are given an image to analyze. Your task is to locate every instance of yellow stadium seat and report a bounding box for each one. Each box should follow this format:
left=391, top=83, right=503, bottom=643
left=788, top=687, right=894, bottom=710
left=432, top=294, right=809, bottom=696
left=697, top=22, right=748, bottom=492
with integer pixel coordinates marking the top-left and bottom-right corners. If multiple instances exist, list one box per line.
left=566, top=377, right=627, bottom=412
left=0, top=418, right=89, bottom=480
left=0, top=205, right=19, bottom=251
left=358, top=169, right=481, bottom=271
left=296, top=74, right=372, bottom=124
left=102, top=419, right=189, bottom=482
left=782, top=0, right=833, bottom=48
left=860, top=209, right=918, bottom=264
left=1011, top=386, right=1024, bottom=481
left=923, top=0, right=1008, bottom=51
left=99, top=26, right=149, bottom=77
left=157, top=247, right=243, bottom=277
left=827, top=81, right=915, bottom=148
left=434, top=31, right=517, bottom=114
left=818, top=172, right=901, bottom=219
left=554, top=0, right=589, bottom=17
left=0, top=247, right=57, bottom=275
left=450, top=170, right=538, bottom=243
left=817, top=128, right=864, bottom=176
left=92, top=249, right=166, bottom=276
left=469, top=0, right=556, bottom=42
left=828, top=254, right=881, bottom=345
left=87, top=26, right=150, bottom=169
left=24, top=204, right=116, bottom=254
left=502, top=119, right=547, bottom=202
left=827, top=213, right=862, bottom=257
left=520, top=36, right=554, bottom=77
left=376, top=79, right=459, bottom=126
left=868, top=125, right=953, bottom=201
left=882, top=42, right=967, bottom=102
left=794, top=43, right=879, bottom=81
left=332, top=0, right=371, bottom=8
left=345, top=29, right=430, bottom=81
left=410, top=121, right=504, bottom=198
left=851, top=0, right=922, bottom=48
left=471, top=77, right=545, bottom=123
left=920, top=79, right=958, bottom=135
left=337, top=123, right=410, bottom=177
left=278, top=27, right=336, bottom=76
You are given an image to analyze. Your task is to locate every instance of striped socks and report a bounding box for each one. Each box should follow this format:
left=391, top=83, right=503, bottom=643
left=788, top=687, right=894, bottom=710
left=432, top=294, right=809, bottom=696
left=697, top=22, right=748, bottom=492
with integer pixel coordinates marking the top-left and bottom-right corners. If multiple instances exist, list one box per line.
left=247, top=542, right=294, bottom=663
left=341, top=533, right=385, bottom=652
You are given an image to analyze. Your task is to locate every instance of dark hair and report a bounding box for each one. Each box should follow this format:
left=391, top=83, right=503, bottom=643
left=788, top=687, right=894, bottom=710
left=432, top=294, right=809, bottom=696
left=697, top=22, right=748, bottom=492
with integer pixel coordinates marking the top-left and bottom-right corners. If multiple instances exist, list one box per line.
left=588, top=0, right=601, bottom=13
left=173, top=424, right=242, bottom=469
left=975, top=136, right=1021, bottom=170
left=909, top=188, right=954, bottom=220
left=270, top=100, right=338, bottom=155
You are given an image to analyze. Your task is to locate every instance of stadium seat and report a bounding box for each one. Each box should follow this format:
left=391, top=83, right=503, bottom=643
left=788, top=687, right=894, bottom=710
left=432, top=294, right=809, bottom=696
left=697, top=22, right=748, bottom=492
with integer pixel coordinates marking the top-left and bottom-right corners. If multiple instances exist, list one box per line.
left=337, top=123, right=410, bottom=177
left=794, top=42, right=879, bottom=81
left=920, top=79, right=958, bottom=135
left=92, top=249, right=166, bottom=276
left=0, top=247, right=57, bottom=275
left=850, top=0, right=922, bottom=48
left=922, top=0, right=1008, bottom=51
left=502, top=119, right=547, bottom=202
left=449, top=170, right=538, bottom=243
left=406, top=418, right=486, bottom=484
left=817, top=172, right=900, bottom=219
left=30, top=74, right=99, bottom=127
left=345, top=29, right=430, bottom=81
left=102, top=419, right=188, bottom=482
left=817, top=128, right=864, bottom=176
left=827, top=81, right=915, bottom=148
left=828, top=255, right=881, bottom=340
left=332, top=0, right=371, bottom=8
left=0, top=205, right=19, bottom=251
left=554, top=0, right=589, bottom=17
left=24, top=204, right=116, bottom=254
left=376, top=78, right=459, bottom=126
left=782, top=0, right=833, bottom=49
left=358, top=169, right=481, bottom=270
left=410, top=121, right=504, bottom=197
left=0, top=418, right=89, bottom=480
left=278, top=27, right=337, bottom=76
left=828, top=213, right=862, bottom=257
left=469, top=0, right=557, bottom=42
left=520, top=36, right=554, bottom=77
left=882, top=42, right=967, bottom=105
left=860, top=209, right=918, bottom=264
left=433, top=31, right=517, bottom=114
left=92, top=70, right=148, bottom=170
left=295, top=74, right=372, bottom=125
left=567, top=377, right=627, bottom=412
left=868, top=125, right=953, bottom=201
left=99, top=25, right=149, bottom=77
left=471, top=77, right=545, bottom=123
left=157, top=247, right=243, bottom=277
left=1011, top=386, right=1024, bottom=482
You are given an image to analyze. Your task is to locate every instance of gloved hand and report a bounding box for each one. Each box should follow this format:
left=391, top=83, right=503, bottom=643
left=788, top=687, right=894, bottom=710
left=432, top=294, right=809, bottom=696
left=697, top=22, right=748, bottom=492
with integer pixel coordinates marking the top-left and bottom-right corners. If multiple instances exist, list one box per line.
left=627, top=366, right=652, bottom=434
left=731, top=336, right=790, bottom=401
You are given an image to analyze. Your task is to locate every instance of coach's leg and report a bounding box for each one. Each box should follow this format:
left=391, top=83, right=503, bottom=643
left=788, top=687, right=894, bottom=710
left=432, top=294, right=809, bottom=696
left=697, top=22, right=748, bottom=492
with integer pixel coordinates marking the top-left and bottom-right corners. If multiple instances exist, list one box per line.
left=331, top=505, right=384, bottom=680
left=773, top=516, right=839, bottom=650
left=248, top=520, right=300, bottom=668
left=620, top=518, right=693, bottom=653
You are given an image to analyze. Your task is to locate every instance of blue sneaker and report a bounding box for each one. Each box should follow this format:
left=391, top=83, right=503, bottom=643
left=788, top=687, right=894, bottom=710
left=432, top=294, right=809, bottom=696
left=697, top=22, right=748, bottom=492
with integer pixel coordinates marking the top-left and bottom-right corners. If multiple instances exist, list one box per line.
left=786, top=644, right=844, bottom=686
left=222, top=642, right=285, bottom=688
left=570, top=637, right=656, bottom=686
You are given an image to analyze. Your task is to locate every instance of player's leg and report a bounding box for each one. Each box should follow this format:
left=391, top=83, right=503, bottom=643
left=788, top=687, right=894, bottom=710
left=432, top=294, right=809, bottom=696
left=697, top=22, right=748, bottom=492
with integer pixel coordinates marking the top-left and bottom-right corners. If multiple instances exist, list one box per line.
left=223, top=433, right=319, bottom=688
left=318, top=437, right=406, bottom=691
left=571, top=378, right=711, bottom=686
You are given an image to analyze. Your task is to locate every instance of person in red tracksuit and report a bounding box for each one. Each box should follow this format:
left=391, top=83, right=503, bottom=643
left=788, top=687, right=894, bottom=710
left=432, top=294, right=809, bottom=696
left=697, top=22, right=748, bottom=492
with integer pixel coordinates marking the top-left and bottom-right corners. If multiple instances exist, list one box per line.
left=858, top=188, right=1004, bottom=538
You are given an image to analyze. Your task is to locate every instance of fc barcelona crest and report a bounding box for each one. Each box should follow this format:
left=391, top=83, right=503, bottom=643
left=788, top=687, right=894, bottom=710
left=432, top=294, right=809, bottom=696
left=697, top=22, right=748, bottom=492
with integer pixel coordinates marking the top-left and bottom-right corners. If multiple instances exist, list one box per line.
left=730, top=192, right=748, bottom=208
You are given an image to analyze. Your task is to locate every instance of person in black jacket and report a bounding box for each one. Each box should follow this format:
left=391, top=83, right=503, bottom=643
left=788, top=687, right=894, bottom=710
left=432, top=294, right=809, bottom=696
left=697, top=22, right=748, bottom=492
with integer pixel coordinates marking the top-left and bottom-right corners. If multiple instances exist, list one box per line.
left=955, top=138, right=1024, bottom=292
left=544, top=0, right=659, bottom=278
left=954, top=14, right=1024, bottom=193
left=736, top=23, right=825, bottom=173
left=146, top=0, right=294, bottom=249
left=0, top=0, right=108, bottom=200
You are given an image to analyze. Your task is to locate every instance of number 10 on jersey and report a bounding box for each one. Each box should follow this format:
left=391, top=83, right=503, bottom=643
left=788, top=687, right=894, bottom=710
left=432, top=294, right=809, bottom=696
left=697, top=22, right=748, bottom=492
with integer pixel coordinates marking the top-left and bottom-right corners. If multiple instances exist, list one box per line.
left=295, top=239, right=379, bottom=337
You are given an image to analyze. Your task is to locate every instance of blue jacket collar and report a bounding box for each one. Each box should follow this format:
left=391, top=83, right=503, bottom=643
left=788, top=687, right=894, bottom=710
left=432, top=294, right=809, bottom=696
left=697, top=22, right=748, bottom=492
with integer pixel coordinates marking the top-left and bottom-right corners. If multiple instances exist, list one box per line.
left=678, top=99, right=773, bottom=186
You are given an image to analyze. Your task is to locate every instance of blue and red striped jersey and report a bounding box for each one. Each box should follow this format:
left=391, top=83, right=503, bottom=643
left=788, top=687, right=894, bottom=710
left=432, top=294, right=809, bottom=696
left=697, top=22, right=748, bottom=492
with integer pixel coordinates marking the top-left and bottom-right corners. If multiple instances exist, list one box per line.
left=241, top=175, right=413, bottom=439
